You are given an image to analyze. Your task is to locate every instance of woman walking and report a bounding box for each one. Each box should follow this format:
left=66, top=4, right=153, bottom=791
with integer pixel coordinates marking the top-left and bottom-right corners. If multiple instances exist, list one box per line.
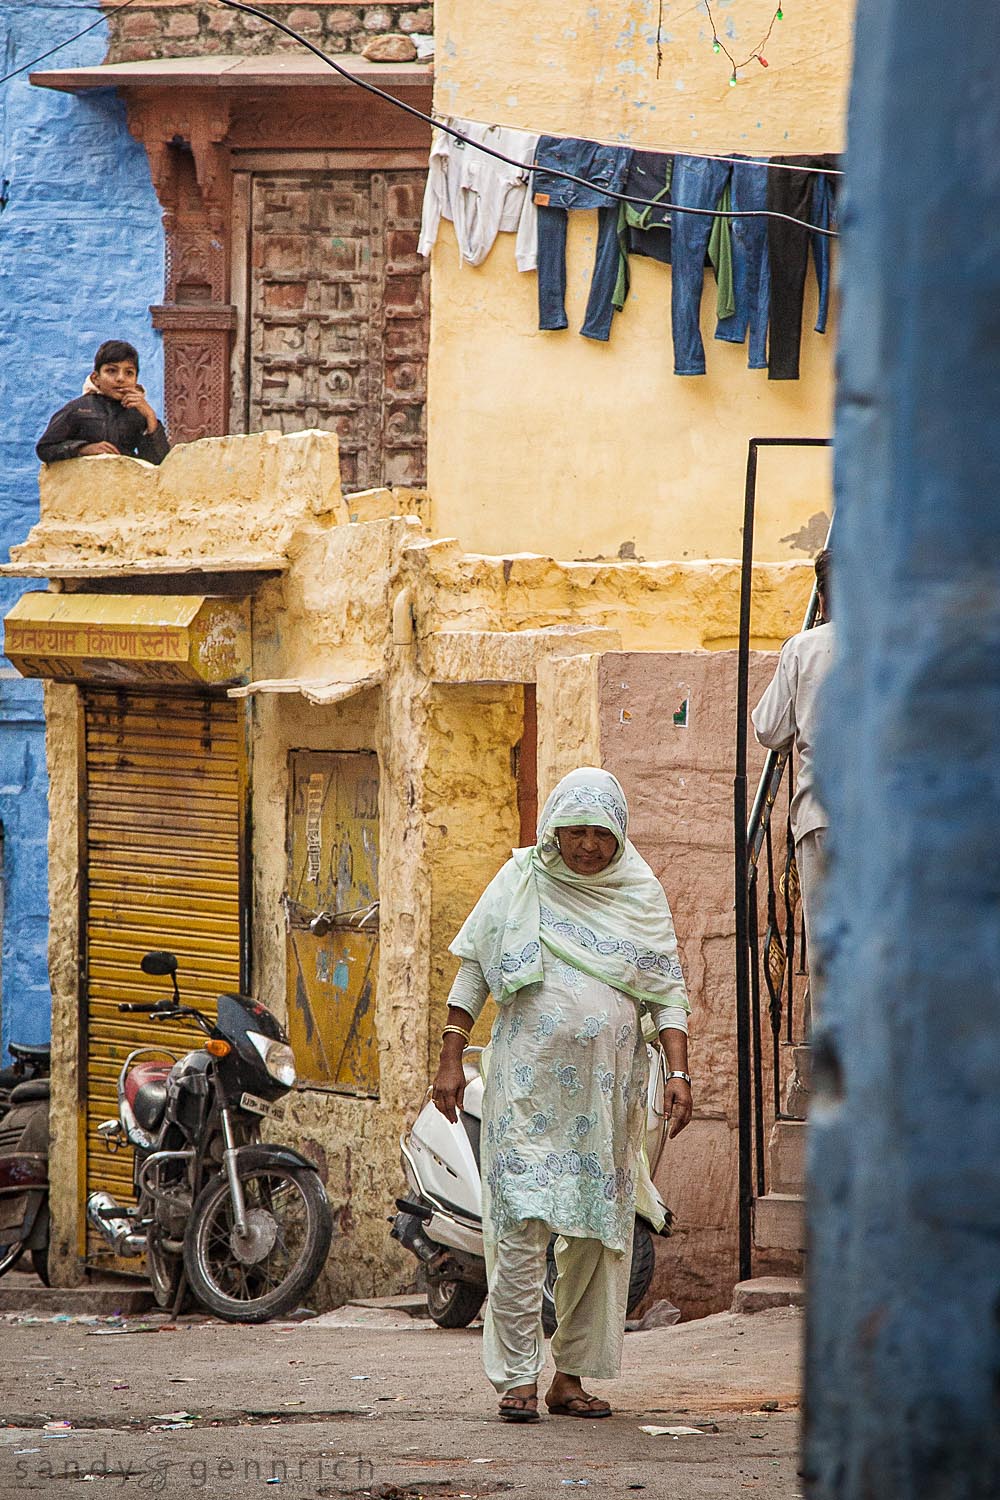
left=431, top=767, right=692, bottom=1423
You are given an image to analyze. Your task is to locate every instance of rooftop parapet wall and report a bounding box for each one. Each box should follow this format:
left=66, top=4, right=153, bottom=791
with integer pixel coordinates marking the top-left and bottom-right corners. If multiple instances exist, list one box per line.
left=5, top=431, right=428, bottom=577
left=400, top=538, right=812, bottom=652
left=5, top=432, right=809, bottom=666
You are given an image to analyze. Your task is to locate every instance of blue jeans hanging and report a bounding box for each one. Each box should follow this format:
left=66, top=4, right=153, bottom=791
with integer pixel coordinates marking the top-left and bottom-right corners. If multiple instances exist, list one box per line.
left=714, top=156, right=770, bottom=371
left=669, top=154, right=732, bottom=375
left=533, top=136, right=633, bottom=342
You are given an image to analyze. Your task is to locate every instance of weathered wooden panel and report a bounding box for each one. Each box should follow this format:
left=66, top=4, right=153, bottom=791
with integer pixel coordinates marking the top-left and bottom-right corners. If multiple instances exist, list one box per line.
left=248, top=170, right=428, bottom=490
left=285, top=751, right=380, bottom=1096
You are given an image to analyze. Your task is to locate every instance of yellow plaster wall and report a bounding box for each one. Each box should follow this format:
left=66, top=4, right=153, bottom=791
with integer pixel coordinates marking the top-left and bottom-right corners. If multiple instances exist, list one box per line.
left=423, top=684, right=524, bottom=1055
left=427, top=0, right=852, bottom=562
left=536, top=653, right=602, bottom=800
left=246, top=684, right=433, bottom=1304
left=43, top=682, right=86, bottom=1287
left=25, top=436, right=814, bottom=1302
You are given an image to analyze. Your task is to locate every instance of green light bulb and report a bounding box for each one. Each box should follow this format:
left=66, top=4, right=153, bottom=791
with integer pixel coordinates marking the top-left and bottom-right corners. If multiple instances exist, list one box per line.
left=776, top=6, right=783, bottom=17
left=729, top=71, right=737, bottom=86
left=712, top=38, right=720, bottom=52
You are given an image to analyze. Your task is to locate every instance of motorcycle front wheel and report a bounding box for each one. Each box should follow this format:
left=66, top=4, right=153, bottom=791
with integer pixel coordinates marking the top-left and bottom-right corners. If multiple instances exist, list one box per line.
left=183, top=1164, right=333, bottom=1324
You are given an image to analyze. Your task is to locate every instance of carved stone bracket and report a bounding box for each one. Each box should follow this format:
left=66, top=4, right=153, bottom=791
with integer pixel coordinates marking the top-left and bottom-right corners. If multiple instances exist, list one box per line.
left=150, top=305, right=237, bottom=445
left=126, top=92, right=234, bottom=442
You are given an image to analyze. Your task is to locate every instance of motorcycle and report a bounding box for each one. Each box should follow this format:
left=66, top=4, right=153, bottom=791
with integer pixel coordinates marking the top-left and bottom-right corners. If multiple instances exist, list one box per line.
left=0, top=1040, right=52, bottom=1282
left=87, top=950, right=333, bottom=1323
left=391, top=1041, right=673, bottom=1333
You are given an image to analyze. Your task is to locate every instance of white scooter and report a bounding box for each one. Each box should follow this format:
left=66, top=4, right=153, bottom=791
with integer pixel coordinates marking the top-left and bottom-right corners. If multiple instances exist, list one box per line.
left=391, top=1043, right=673, bottom=1331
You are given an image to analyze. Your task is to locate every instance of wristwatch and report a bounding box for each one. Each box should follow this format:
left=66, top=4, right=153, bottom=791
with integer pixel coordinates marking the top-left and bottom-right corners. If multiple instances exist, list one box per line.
left=666, top=1071, right=692, bottom=1086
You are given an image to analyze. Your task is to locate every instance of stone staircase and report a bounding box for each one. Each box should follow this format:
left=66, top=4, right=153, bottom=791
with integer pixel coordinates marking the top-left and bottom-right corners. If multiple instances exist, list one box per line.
left=732, top=1042, right=809, bottom=1314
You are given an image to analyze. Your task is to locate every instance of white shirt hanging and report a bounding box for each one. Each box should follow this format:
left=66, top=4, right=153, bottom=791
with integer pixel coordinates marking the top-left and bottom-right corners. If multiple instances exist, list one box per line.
left=418, top=117, right=539, bottom=271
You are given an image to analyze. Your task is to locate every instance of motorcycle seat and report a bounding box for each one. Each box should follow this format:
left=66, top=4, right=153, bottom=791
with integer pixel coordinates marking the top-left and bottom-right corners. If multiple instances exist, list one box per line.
left=9, top=1079, right=49, bottom=1104
left=9, top=1041, right=51, bottom=1061
left=124, top=1061, right=172, bottom=1134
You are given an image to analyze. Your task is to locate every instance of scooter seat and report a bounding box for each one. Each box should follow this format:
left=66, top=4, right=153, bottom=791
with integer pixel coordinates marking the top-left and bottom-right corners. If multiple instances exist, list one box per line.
left=124, top=1062, right=172, bottom=1134
left=9, top=1079, right=49, bottom=1104
left=459, top=1109, right=481, bottom=1172
left=9, top=1041, right=51, bottom=1061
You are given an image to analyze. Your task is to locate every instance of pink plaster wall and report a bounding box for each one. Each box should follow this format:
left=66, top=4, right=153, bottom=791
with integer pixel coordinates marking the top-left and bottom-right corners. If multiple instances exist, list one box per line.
left=596, top=649, right=800, bottom=1318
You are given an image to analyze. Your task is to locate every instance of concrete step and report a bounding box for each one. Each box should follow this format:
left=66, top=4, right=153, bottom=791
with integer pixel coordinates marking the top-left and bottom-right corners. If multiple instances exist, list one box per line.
left=768, top=1117, right=807, bottom=1195
left=0, top=1270, right=154, bottom=1315
left=731, top=1276, right=805, bottom=1315
left=782, top=1041, right=812, bottom=1120
left=350, top=1293, right=430, bottom=1318
left=753, top=1192, right=806, bottom=1253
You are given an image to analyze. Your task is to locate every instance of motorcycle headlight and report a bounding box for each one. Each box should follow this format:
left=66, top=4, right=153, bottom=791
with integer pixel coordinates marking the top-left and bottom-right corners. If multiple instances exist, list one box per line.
left=246, top=1031, right=297, bottom=1087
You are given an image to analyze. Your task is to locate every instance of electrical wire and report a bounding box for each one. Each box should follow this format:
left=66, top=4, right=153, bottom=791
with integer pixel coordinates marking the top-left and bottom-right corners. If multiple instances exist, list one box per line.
left=5, top=0, right=840, bottom=233
left=211, top=0, right=840, bottom=237
left=0, top=0, right=141, bottom=89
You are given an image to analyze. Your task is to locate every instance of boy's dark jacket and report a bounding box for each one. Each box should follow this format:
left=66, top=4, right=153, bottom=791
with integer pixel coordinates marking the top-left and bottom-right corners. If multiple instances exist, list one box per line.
left=36, top=393, right=170, bottom=466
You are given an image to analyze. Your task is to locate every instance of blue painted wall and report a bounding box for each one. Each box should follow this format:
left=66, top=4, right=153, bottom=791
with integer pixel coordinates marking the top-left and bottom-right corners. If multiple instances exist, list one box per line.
left=805, top=0, right=1000, bottom=1492
left=0, top=2, right=164, bottom=1058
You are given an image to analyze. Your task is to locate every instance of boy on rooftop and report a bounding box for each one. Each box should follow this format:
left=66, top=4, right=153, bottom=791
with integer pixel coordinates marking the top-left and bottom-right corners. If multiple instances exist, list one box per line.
left=36, top=340, right=170, bottom=466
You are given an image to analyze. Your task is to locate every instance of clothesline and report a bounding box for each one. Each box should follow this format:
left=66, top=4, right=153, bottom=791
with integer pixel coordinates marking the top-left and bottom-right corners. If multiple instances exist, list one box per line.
left=419, top=116, right=840, bottom=238
left=430, top=112, right=845, bottom=179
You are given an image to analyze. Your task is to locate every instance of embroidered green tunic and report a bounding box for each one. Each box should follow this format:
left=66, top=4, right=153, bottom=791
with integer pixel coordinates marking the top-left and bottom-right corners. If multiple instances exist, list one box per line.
left=446, top=767, right=690, bottom=1255
left=452, top=951, right=680, bottom=1252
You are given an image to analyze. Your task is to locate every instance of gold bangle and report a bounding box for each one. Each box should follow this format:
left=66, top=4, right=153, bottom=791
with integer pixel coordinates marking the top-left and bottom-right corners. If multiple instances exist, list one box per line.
left=441, top=1024, right=471, bottom=1042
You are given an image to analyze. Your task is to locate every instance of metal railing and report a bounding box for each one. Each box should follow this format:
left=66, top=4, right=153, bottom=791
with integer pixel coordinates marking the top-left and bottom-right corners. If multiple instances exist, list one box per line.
left=734, top=437, right=831, bottom=1282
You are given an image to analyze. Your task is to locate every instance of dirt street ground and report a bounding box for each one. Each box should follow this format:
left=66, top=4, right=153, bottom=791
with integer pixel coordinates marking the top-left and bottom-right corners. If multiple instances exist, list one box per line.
left=0, top=1294, right=803, bottom=1500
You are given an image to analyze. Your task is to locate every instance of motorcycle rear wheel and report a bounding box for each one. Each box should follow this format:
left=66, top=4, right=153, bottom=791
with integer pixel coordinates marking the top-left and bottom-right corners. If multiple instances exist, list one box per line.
left=426, top=1278, right=484, bottom=1328
left=183, top=1164, right=332, bottom=1324
left=0, top=1242, right=25, bottom=1278
left=146, top=1227, right=185, bottom=1310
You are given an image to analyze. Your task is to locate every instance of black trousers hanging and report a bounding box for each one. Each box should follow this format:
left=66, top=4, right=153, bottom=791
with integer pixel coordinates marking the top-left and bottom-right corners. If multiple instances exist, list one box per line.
left=766, top=154, right=839, bottom=380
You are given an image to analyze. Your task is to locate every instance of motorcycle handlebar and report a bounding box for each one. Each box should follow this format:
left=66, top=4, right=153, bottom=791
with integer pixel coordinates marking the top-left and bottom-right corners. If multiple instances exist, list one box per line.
left=118, top=1002, right=213, bottom=1034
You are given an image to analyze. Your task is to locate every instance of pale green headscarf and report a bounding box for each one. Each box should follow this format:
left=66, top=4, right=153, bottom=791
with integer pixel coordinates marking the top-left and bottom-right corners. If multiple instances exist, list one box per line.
left=450, top=767, right=689, bottom=1011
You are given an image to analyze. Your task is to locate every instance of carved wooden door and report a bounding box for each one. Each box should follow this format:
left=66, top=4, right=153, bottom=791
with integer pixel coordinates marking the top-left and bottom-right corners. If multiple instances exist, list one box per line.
left=246, top=169, right=428, bottom=490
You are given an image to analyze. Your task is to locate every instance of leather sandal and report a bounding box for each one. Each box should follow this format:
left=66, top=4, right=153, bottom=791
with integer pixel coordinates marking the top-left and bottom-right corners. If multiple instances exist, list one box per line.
left=498, top=1392, right=540, bottom=1424
left=546, top=1392, right=612, bottom=1419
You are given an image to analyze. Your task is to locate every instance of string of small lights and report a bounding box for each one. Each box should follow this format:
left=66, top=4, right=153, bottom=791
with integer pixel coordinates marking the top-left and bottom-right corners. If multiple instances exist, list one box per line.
left=210, top=0, right=838, bottom=235
left=704, top=0, right=785, bottom=86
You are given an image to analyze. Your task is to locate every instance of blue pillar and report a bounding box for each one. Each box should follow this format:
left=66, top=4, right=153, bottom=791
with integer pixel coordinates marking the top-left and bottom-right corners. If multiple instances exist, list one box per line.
left=805, top=0, right=1000, bottom=1493
left=0, top=1, right=164, bottom=1058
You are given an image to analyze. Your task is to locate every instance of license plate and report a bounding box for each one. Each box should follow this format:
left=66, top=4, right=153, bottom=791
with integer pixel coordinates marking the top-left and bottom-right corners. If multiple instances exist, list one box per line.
left=239, top=1092, right=273, bottom=1117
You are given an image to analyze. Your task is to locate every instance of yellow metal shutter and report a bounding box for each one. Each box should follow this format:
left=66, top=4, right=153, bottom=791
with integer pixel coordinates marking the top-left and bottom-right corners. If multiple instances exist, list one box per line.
left=82, top=690, right=246, bottom=1264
